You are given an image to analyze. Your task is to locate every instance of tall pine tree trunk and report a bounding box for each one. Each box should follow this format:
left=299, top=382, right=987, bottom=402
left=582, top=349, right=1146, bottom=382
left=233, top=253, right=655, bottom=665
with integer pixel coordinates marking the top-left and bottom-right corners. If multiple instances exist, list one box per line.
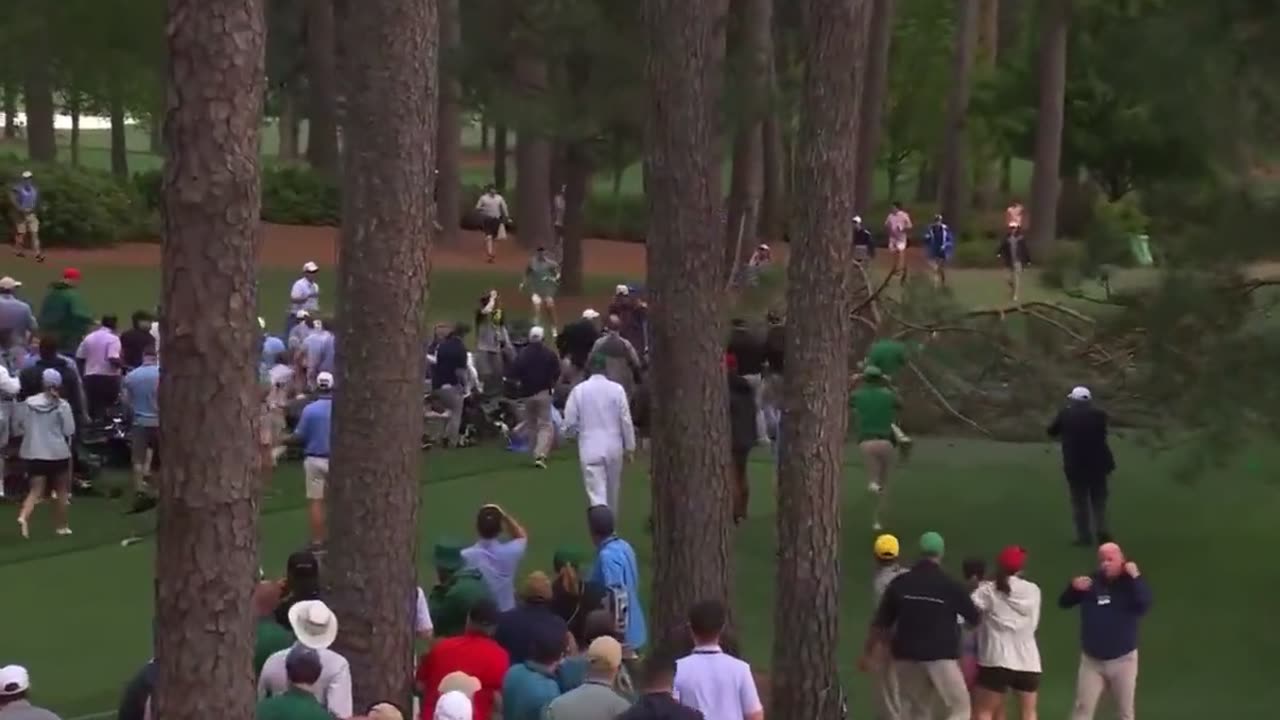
left=109, top=84, right=130, bottom=178
left=435, top=0, right=463, bottom=243
left=642, top=0, right=734, bottom=657
left=278, top=87, right=302, bottom=161
left=770, top=0, right=863, bottom=716
left=328, top=0, right=434, bottom=710
left=1028, top=0, right=1070, bottom=254
left=2, top=82, right=16, bottom=139
left=514, top=46, right=554, bottom=251
left=492, top=121, right=508, bottom=189
left=972, top=0, right=1001, bottom=209
left=723, top=0, right=770, bottom=282
left=479, top=117, right=489, bottom=150
left=305, top=0, right=340, bottom=175
left=998, top=0, right=1022, bottom=197
left=68, top=91, right=82, bottom=167
left=23, top=16, right=57, bottom=162
left=854, top=0, right=895, bottom=211
left=938, top=0, right=978, bottom=226
left=560, top=142, right=591, bottom=295
left=155, top=4, right=266, bottom=720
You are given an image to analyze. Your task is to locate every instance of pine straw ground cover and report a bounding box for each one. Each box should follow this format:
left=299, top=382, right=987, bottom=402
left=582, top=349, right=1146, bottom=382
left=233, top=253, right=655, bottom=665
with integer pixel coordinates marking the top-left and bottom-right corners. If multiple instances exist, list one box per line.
left=1, top=439, right=1277, bottom=719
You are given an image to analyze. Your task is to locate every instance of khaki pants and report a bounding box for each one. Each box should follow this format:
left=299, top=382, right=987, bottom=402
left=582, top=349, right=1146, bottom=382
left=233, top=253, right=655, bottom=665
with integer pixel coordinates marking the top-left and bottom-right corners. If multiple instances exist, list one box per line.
left=861, top=439, right=894, bottom=487
left=741, top=373, right=769, bottom=444
left=895, top=659, right=969, bottom=720
left=1071, top=651, right=1138, bottom=720
left=435, top=384, right=465, bottom=444
left=870, top=646, right=901, bottom=720
left=523, top=390, right=554, bottom=458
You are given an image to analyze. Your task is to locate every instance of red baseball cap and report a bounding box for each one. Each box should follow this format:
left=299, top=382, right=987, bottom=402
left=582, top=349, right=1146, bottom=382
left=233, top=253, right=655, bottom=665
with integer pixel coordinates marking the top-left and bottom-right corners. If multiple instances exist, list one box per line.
left=63, top=268, right=82, bottom=281
left=997, top=545, right=1027, bottom=574
left=724, top=353, right=738, bottom=371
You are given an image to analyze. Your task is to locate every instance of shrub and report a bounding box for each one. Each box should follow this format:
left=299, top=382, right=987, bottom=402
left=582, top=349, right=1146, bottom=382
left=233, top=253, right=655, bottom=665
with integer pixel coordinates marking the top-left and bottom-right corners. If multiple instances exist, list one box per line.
left=0, top=154, right=151, bottom=248
left=458, top=183, right=647, bottom=242
left=260, top=166, right=341, bottom=226
left=1038, top=241, right=1087, bottom=290
left=951, top=238, right=1001, bottom=268
left=133, top=168, right=163, bottom=212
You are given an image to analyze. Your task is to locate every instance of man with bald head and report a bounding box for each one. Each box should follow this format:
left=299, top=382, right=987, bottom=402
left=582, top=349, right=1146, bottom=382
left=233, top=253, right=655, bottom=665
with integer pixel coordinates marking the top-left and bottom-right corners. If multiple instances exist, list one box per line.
left=1059, top=542, right=1151, bottom=720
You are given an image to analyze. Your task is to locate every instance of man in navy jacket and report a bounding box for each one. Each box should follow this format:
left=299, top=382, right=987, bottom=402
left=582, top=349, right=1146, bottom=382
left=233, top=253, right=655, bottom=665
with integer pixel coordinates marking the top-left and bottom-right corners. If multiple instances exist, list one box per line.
left=1059, top=542, right=1151, bottom=720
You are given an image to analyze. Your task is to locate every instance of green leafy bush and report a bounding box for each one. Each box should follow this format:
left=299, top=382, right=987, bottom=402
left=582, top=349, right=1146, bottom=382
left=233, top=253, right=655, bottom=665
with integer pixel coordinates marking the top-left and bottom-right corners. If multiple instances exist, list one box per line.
left=1038, top=241, right=1087, bottom=290
left=951, top=238, right=1001, bottom=268
left=0, top=155, right=151, bottom=248
left=458, top=183, right=646, bottom=242
left=260, top=166, right=341, bottom=226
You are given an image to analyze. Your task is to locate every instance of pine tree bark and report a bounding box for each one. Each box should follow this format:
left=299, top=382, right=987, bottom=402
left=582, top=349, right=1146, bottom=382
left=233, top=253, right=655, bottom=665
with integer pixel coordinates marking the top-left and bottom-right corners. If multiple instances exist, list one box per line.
left=2, top=83, right=16, bottom=139
left=938, top=0, right=978, bottom=226
left=560, top=142, right=590, bottom=295
left=110, top=84, right=130, bottom=179
left=68, top=92, right=82, bottom=167
left=327, top=0, right=435, bottom=711
left=854, top=0, right=895, bottom=211
left=1027, top=0, right=1070, bottom=255
left=435, top=0, right=463, bottom=244
left=305, top=0, right=340, bottom=175
left=973, top=0, right=1000, bottom=209
left=492, top=121, right=508, bottom=189
left=642, top=0, right=734, bottom=657
left=23, top=15, right=57, bottom=162
left=155, top=3, right=266, bottom=720
left=770, top=0, right=862, bottom=717
left=514, top=49, right=554, bottom=250
left=723, top=0, right=771, bottom=282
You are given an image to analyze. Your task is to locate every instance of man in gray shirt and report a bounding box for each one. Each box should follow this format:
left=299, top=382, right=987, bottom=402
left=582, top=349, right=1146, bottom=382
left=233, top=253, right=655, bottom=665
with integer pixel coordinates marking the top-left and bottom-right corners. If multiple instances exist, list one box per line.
left=544, top=637, right=632, bottom=720
left=0, top=277, right=37, bottom=363
left=0, top=666, right=62, bottom=720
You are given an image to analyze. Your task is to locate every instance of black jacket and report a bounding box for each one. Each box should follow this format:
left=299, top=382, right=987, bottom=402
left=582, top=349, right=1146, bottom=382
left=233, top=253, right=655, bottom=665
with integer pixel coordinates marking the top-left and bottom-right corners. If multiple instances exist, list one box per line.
left=728, top=373, right=758, bottom=455
left=19, top=356, right=88, bottom=423
left=558, top=319, right=600, bottom=370
left=764, top=324, right=785, bottom=374
left=873, top=560, right=980, bottom=662
left=1048, top=402, right=1116, bottom=480
left=509, top=342, right=561, bottom=397
left=619, top=693, right=705, bottom=720
left=727, top=327, right=766, bottom=376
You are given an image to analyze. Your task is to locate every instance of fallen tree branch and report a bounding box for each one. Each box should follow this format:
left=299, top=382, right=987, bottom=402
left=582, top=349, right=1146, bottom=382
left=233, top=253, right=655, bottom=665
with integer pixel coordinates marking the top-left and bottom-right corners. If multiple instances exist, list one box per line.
left=851, top=262, right=893, bottom=325
left=906, top=359, right=993, bottom=437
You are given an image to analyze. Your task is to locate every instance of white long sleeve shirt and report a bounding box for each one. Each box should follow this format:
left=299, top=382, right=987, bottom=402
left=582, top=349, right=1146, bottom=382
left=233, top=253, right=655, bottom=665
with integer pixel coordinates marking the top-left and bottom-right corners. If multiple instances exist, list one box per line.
left=475, top=192, right=509, bottom=220
left=258, top=644, right=353, bottom=718
left=971, top=576, right=1043, bottom=673
left=563, top=374, right=635, bottom=459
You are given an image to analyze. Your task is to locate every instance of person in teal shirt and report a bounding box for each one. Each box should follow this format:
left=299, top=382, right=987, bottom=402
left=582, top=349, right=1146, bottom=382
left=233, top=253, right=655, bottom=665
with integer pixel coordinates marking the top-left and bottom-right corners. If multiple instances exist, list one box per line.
left=256, top=647, right=333, bottom=720
left=851, top=366, right=902, bottom=531
left=501, top=631, right=565, bottom=720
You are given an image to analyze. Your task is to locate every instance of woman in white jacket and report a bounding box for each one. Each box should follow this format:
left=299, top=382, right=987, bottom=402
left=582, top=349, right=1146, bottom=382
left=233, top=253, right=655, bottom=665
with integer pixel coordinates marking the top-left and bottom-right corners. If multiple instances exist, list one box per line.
left=971, top=545, right=1042, bottom=720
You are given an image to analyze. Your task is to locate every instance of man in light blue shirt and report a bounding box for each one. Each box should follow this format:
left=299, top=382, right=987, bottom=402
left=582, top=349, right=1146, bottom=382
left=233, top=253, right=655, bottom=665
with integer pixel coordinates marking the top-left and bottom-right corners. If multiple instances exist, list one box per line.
left=122, top=347, right=160, bottom=496
left=11, top=171, right=41, bottom=259
left=587, top=505, right=647, bottom=656
left=301, top=322, right=335, bottom=389
left=461, top=504, right=530, bottom=612
left=291, top=372, right=333, bottom=547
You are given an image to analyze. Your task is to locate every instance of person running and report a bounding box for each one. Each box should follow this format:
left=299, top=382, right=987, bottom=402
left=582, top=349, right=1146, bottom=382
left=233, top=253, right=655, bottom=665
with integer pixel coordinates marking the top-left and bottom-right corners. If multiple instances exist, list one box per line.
left=850, top=366, right=900, bottom=531
left=971, top=546, right=1042, bottom=720
left=590, top=317, right=643, bottom=400
left=673, top=600, right=764, bottom=720
left=122, top=346, right=161, bottom=502
left=475, top=185, right=510, bottom=263
left=564, top=355, right=636, bottom=515
left=288, top=262, right=322, bottom=334
left=522, top=246, right=562, bottom=329
left=865, top=532, right=979, bottom=720
left=862, top=534, right=907, bottom=720
left=588, top=505, right=648, bottom=661
left=431, top=324, right=471, bottom=448
left=852, top=215, right=875, bottom=263
left=1059, top=542, right=1150, bottom=720
left=14, top=368, right=76, bottom=539
left=461, top=504, right=530, bottom=612
left=1048, top=386, right=1116, bottom=547
left=509, top=326, right=560, bottom=468
left=884, top=201, right=913, bottom=284
left=862, top=338, right=914, bottom=455
left=289, top=372, right=334, bottom=548
left=76, top=315, right=124, bottom=419
left=38, top=268, right=93, bottom=355
left=1005, top=198, right=1024, bottom=232
left=10, top=171, right=42, bottom=262
left=924, top=214, right=956, bottom=288
left=997, top=225, right=1031, bottom=304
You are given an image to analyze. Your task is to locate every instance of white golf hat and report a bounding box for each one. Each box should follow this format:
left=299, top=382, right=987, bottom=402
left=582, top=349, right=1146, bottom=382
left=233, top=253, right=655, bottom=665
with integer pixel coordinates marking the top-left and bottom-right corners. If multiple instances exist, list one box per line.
left=1069, top=386, right=1092, bottom=401
left=295, top=309, right=311, bottom=319
left=0, top=276, right=21, bottom=290
left=434, top=692, right=473, bottom=720
left=316, top=371, right=335, bottom=389
left=582, top=308, right=600, bottom=320
left=302, top=261, right=320, bottom=273
left=853, top=215, right=863, bottom=224
left=258, top=316, right=266, bottom=330
left=615, top=284, right=629, bottom=296
left=20, top=170, right=32, bottom=179
left=528, top=326, right=545, bottom=341
left=287, top=599, right=339, bottom=649
left=0, top=665, right=30, bottom=696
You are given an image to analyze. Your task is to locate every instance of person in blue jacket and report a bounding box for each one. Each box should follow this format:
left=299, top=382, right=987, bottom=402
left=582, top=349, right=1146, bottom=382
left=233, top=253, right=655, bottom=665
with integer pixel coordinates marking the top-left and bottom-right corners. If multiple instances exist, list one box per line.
left=924, top=213, right=956, bottom=289
left=587, top=504, right=647, bottom=660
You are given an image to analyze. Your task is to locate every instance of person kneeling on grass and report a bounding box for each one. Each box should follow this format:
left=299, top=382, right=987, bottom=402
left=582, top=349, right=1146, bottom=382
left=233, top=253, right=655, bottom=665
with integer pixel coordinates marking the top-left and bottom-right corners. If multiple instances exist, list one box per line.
left=850, top=365, right=901, bottom=532
left=15, top=368, right=76, bottom=539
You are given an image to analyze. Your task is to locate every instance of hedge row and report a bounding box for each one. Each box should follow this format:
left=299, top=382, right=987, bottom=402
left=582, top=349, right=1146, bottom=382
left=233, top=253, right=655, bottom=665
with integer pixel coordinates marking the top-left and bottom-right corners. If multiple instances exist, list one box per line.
left=0, top=155, right=154, bottom=248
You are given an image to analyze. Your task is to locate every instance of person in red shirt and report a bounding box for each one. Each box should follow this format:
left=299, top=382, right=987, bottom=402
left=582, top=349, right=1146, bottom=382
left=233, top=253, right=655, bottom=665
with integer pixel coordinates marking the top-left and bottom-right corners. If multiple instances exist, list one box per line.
left=416, top=598, right=509, bottom=720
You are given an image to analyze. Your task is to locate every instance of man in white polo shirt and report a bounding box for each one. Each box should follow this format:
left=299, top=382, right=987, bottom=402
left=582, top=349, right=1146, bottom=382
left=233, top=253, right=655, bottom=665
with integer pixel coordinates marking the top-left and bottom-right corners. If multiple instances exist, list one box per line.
left=674, top=600, right=764, bottom=720
left=288, top=261, right=321, bottom=334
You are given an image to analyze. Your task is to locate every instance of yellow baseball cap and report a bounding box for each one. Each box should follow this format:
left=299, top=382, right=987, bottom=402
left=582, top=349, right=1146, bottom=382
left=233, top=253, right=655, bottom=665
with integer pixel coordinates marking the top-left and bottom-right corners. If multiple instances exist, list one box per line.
left=873, top=534, right=900, bottom=560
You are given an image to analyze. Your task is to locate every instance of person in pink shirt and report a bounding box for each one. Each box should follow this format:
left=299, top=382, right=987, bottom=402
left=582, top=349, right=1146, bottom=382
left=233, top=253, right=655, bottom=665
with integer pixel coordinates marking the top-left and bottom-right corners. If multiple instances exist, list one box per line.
left=76, top=315, right=123, bottom=419
left=884, top=201, right=913, bottom=285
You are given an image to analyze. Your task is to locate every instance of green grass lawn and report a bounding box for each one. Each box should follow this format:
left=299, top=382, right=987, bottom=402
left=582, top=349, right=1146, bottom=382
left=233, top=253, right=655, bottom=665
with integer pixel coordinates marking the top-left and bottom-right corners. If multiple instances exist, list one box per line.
left=2, top=438, right=1277, bottom=718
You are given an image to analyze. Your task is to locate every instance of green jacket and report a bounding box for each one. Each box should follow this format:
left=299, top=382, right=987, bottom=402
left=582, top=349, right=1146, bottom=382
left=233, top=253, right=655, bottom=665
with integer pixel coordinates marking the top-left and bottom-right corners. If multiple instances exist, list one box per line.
left=428, top=567, right=491, bottom=638
left=38, top=282, right=93, bottom=353
left=256, top=688, right=333, bottom=720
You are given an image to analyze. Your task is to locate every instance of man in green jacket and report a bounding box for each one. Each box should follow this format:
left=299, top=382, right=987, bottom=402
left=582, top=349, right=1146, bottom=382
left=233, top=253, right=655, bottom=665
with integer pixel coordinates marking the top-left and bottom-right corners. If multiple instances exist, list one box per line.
left=429, top=540, right=493, bottom=638
left=858, top=338, right=913, bottom=458
left=38, top=268, right=93, bottom=354
left=256, top=646, right=333, bottom=720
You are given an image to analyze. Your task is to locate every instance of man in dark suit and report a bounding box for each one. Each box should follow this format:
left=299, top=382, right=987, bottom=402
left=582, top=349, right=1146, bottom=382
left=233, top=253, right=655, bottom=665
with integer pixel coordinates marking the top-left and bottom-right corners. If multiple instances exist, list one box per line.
left=1048, top=386, right=1117, bottom=546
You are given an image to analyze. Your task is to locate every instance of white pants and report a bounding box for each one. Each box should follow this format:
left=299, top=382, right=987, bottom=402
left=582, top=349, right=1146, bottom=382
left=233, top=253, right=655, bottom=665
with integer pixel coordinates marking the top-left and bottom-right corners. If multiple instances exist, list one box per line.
left=581, top=452, right=624, bottom=515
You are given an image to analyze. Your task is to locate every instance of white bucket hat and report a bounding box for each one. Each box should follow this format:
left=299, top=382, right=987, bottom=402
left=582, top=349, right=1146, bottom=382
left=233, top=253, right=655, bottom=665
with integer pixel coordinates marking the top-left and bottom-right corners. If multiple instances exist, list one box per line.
left=582, top=308, right=600, bottom=320
left=287, top=600, right=339, bottom=649
left=302, top=261, right=320, bottom=273
left=1069, top=386, right=1092, bottom=401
